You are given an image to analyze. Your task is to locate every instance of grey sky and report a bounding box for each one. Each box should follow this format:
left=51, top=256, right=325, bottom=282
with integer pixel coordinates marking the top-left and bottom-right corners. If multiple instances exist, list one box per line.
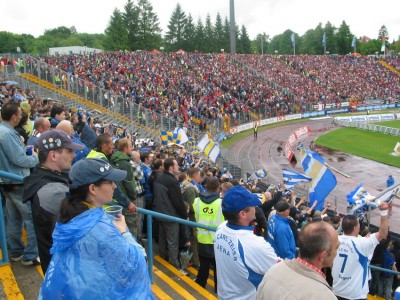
left=3, top=0, right=399, bottom=41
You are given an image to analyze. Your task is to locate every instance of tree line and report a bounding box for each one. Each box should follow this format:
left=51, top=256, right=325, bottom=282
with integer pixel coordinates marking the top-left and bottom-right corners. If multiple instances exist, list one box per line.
left=0, top=0, right=399, bottom=55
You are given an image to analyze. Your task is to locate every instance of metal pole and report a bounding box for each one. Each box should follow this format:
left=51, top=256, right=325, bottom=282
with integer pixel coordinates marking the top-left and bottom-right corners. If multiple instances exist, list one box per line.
left=229, top=0, right=236, bottom=54
left=147, top=215, right=154, bottom=283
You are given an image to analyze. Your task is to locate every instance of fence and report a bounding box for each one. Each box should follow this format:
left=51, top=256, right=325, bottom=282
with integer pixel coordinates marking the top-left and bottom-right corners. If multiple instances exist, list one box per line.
left=336, top=120, right=400, bottom=136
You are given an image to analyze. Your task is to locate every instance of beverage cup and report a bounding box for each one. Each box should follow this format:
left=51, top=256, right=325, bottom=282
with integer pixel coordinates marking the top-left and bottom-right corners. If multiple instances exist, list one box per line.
left=104, top=205, right=123, bottom=218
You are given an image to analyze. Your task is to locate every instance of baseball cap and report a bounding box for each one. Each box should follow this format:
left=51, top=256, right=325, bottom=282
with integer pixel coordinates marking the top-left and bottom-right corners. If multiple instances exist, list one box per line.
left=69, top=158, right=127, bottom=189
left=222, top=185, right=262, bottom=212
left=38, top=130, right=84, bottom=152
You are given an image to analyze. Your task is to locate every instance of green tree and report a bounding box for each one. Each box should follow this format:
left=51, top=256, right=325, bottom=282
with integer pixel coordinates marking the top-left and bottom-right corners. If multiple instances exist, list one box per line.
left=104, top=9, right=128, bottom=50
left=204, top=14, right=214, bottom=52
left=378, top=25, right=389, bottom=40
left=123, top=0, right=140, bottom=50
left=194, top=18, right=205, bottom=52
left=214, top=13, right=225, bottom=53
left=324, top=22, right=337, bottom=54
left=43, top=26, right=72, bottom=40
left=238, top=25, right=251, bottom=53
left=183, top=14, right=196, bottom=51
left=136, top=0, right=162, bottom=50
left=222, top=17, right=230, bottom=53
left=165, top=3, right=187, bottom=51
left=336, top=21, right=352, bottom=54
left=254, top=33, right=269, bottom=54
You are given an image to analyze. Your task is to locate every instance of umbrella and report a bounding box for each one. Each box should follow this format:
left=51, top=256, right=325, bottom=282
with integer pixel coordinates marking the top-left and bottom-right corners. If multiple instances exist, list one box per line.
left=5, top=80, right=18, bottom=85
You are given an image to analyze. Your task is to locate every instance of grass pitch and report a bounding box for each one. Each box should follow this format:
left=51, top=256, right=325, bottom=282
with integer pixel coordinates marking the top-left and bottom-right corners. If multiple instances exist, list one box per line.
left=315, top=127, right=400, bottom=167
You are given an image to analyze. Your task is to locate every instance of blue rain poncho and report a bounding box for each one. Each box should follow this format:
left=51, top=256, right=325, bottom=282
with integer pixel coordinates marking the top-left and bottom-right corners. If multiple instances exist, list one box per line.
left=39, top=208, right=154, bottom=300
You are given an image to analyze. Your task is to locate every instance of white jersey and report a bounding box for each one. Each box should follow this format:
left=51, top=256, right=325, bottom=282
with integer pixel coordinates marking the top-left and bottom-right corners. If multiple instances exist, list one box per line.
left=332, top=233, right=379, bottom=299
left=214, top=221, right=279, bottom=300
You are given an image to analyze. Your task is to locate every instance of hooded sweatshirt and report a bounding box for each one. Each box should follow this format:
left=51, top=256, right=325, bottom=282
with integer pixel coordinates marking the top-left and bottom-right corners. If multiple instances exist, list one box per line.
left=23, top=166, right=70, bottom=273
left=110, top=150, right=137, bottom=201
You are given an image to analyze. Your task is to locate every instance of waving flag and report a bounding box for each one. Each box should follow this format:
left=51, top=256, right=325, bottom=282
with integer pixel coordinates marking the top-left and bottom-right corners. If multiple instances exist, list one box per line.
left=300, top=149, right=337, bottom=211
left=160, top=127, right=188, bottom=145
left=347, top=184, right=378, bottom=207
left=347, top=184, right=381, bottom=219
left=187, top=137, right=200, bottom=155
left=197, top=134, right=220, bottom=163
left=172, top=127, right=189, bottom=144
left=291, top=33, right=295, bottom=48
left=247, top=169, right=268, bottom=182
left=351, top=36, right=357, bottom=48
left=160, top=130, right=173, bottom=145
left=282, top=168, right=312, bottom=190
left=322, top=33, right=326, bottom=47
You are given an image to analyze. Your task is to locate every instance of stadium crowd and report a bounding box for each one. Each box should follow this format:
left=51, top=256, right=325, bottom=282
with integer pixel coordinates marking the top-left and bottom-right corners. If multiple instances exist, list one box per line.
left=1, top=52, right=400, bottom=298
left=34, top=52, right=400, bottom=123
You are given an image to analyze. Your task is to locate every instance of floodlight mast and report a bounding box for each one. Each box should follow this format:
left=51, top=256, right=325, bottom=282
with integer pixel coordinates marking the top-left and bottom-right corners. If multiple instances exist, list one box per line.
left=230, top=0, right=236, bottom=54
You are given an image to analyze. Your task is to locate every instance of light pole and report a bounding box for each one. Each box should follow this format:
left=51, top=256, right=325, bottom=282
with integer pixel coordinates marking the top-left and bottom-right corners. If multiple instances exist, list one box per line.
left=230, top=0, right=236, bottom=54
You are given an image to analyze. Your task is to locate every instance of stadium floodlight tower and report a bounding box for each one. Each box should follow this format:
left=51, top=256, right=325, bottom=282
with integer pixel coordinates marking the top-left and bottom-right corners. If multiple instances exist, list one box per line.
left=230, top=0, right=236, bottom=54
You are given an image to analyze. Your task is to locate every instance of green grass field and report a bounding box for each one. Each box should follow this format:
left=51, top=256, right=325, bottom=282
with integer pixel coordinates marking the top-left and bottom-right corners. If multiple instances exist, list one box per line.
left=315, top=127, right=400, bottom=167
left=373, top=120, right=400, bottom=129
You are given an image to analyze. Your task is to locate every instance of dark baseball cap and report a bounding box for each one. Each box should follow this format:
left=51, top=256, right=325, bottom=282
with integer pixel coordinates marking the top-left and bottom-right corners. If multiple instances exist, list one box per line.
left=69, top=158, right=127, bottom=189
left=38, top=129, right=84, bottom=152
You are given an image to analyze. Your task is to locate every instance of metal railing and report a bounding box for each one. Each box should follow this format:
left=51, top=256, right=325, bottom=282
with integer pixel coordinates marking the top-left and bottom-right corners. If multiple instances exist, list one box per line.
left=0, top=170, right=217, bottom=283
left=2, top=169, right=400, bottom=279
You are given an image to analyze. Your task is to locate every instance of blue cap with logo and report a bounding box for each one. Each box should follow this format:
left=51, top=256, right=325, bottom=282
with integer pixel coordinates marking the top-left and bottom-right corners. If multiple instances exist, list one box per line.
left=69, top=158, right=127, bottom=189
left=222, top=185, right=262, bottom=212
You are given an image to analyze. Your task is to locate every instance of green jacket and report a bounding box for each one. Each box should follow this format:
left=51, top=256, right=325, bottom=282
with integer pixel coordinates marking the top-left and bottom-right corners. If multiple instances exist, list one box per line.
left=110, top=150, right=137, bottom=201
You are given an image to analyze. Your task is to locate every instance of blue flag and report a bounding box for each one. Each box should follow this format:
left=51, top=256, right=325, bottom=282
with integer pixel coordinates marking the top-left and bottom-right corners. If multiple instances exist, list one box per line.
left=291, top=33, right=295, bottom=48
left=322, top=33, right=326, bottom=47
left=282, top=168, right=312, bottom=190
left=351, top=36, right=356, bottom=48
left=300, top=149, right=337, bottom=211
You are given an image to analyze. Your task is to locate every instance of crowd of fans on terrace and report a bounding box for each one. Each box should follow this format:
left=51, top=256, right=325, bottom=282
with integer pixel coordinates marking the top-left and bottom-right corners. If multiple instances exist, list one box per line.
left=24, top=52, right=396, bottom=126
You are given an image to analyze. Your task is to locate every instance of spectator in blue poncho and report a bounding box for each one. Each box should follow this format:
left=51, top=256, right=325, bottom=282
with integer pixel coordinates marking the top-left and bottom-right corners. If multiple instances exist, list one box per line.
left=39, top=158, right=154, bottom=300
left=387, top=175, right=394, bottom=188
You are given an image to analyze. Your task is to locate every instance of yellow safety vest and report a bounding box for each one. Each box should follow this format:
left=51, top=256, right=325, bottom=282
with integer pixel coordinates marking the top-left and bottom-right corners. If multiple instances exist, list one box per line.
left=86, top=150, right=106, bottom=160
left=193, top=197, right=224, bottom=244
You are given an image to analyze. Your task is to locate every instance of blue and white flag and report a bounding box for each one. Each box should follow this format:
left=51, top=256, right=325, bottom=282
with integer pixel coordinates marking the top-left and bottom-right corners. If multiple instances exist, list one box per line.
left=351, top=36, right=357, bottom=48
left=247, top=168, right=268, bottom=182
left=172, top=127, right=189, bottom=144
left=347, top=184, right=378, bottom=207
left=300, top=149, right=337, bottom=211
left=322, top=32, right=326, bottom=47
left=282, top=168, right=312, bottom=190
left=347, top=184, right=381, bottom=219
left=197, top=134, right=220, bottom=163
left=291, top=33, right=295, bottom=48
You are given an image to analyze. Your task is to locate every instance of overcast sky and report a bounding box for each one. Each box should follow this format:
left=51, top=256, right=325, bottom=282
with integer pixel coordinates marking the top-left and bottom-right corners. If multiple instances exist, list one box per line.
left=3, top=0, right=400, bottom=41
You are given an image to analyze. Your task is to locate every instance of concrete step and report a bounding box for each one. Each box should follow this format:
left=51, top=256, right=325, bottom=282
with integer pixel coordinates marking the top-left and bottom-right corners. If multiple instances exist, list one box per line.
left=0, top=252, right=216, bottom=299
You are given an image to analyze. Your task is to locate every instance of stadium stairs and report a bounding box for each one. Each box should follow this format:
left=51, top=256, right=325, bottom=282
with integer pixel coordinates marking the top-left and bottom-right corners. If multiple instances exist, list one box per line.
left=0, top=232, right=217, bottom=300
left=10, top=73, right=160, bottom=141
left=378, top=60, right=400, bottom=76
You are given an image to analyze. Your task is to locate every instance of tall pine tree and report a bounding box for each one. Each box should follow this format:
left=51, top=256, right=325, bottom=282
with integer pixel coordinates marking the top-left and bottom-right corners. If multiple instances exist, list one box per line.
left=165, top=3, right=187, bottom=51
left=136, top=0, right=162, bottom=50
left=104, top=9, right=128, bottom=50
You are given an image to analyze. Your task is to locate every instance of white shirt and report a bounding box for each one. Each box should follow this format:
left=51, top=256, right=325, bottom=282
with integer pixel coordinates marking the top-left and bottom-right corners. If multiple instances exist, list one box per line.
left=332, top=233, right=379, bottom=299
left=214, top=221, right=279, bottom=300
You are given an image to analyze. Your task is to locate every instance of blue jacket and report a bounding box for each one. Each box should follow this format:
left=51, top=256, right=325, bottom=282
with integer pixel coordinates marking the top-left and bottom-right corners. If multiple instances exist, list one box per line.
left=0, top=122, right=38, bottom=182
left=39, top=208, right=154, bottom=299
left=387, top=176, right=394, bottom=188
left=267, top=213, right=296, bottom=259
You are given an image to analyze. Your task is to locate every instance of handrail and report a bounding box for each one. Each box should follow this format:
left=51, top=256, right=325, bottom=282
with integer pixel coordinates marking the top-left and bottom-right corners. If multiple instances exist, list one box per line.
left=1, top=169, right=399, bottom=281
